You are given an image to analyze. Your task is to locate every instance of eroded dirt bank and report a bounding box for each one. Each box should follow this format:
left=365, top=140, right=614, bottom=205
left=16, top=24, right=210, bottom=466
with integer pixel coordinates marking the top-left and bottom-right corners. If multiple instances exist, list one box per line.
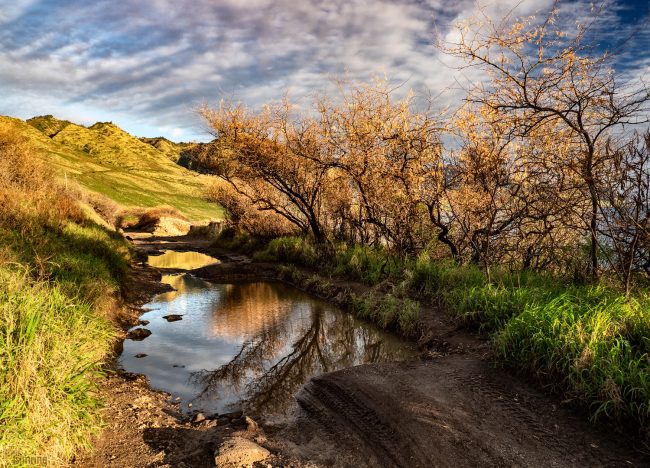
left=81, top=233, right=649, bottom=467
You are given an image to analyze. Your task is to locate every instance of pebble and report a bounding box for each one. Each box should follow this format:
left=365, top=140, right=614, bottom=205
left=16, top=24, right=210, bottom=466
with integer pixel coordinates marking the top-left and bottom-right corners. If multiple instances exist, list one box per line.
left=245, top=416, right=258, bottom=432
left=162, top=314, right=183, bottom=322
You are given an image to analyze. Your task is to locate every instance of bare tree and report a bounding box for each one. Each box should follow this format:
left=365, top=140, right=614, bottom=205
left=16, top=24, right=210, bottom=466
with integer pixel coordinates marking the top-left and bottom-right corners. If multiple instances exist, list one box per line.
left=599, top=132, right=650, bottom=295
left=443, top=3, right=650, bottom=277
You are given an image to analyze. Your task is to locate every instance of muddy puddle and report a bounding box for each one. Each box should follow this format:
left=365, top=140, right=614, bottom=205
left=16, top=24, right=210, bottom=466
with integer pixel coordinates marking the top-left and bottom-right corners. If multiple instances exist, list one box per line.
left=120, top=253, right=416, bottom=416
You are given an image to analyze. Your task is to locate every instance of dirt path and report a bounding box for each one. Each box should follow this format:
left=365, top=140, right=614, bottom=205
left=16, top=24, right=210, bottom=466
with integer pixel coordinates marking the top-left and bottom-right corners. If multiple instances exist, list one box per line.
left=277, top=357, right=647, bottom=467
left=80, top=233, right=650, bottom=467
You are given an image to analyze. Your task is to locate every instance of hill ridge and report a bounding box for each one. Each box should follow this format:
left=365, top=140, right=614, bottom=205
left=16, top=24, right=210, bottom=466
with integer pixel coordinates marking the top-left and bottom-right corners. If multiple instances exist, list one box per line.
left=0, top=115, right=221, bottom=221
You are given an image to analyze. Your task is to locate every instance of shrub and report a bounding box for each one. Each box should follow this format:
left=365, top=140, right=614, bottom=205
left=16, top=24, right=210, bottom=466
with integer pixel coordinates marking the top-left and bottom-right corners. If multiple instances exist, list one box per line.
left=115, top=204, right=187, bottom=230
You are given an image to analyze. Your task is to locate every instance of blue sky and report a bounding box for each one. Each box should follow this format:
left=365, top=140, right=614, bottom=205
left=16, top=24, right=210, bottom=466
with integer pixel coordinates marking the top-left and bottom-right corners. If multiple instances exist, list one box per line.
left=0, top=0, right=648, bottom=141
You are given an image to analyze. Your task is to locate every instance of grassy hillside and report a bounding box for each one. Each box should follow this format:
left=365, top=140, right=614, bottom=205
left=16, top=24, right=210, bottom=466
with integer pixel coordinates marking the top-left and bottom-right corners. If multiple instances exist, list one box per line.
left=0, top=124, right=132, bottom=464
left=1, top=115, right=221, bottom=221
left=139, top=136, right=194, bottom=162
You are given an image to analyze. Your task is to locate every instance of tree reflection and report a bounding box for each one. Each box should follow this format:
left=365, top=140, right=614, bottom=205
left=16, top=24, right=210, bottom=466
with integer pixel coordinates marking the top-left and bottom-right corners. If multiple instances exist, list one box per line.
left=191, top=291, right=413, bottom=414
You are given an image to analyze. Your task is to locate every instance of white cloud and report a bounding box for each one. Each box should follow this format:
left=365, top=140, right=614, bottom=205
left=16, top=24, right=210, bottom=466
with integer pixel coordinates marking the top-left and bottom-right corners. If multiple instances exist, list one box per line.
left=0, top=0, right=647, bottom=141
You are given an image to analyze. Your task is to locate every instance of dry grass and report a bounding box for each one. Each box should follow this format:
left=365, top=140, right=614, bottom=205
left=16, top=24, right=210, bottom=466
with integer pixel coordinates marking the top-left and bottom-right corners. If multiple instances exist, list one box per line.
left=115, top=204, right=188, bottom=230
left=0, top=124, right=130, bottom=465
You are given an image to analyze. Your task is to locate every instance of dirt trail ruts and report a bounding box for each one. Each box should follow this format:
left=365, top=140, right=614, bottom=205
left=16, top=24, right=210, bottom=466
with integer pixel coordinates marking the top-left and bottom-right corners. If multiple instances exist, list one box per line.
left=279, top=356, right=649, bottom=467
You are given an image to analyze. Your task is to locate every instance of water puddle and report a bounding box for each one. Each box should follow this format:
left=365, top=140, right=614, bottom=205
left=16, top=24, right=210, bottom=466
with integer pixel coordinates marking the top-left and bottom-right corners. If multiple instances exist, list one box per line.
left=120, top=273, right=416, bottom=416
left=147, top=250, right=220, bottom=269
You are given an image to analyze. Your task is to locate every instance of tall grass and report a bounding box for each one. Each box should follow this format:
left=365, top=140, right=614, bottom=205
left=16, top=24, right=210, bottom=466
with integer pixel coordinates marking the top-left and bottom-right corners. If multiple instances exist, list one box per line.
left=0, top=270, right=114, bottom=463
left=495, top=291, right=650, bottom=428
left=0, top=125, right=131, bottom=465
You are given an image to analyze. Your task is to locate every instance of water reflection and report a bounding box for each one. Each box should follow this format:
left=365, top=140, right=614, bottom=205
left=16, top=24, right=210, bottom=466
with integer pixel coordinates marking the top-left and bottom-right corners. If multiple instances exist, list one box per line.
left=147, top=250, right=220, bottom=269
left=120, top=275, right=415, bottom=415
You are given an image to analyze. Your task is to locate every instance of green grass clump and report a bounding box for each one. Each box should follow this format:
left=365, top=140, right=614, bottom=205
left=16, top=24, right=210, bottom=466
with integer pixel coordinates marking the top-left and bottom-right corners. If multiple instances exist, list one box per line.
left=0, top=269, right=114, bottom=463
left=351, top=293, right=420, bottom=335
left=253, top=236, right=323, bottom=266
left=0, top=124, right=132, bottom=465
left=0, top=220, right=130, bottom=465
left=494, top=290, right=650, bottom=427
left=333, top=244, right=407, bottom=283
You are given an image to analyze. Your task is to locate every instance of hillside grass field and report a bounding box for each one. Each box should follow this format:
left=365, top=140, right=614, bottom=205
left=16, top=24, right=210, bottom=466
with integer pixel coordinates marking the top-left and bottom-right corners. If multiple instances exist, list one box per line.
left=0, top=124, right=135, bottom=464
left=0, top=115, right=222, bottom=221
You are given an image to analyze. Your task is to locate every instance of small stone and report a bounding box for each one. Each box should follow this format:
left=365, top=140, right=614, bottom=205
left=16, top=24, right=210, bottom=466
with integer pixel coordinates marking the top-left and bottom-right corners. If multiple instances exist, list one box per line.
left=214, top=437, right=270, bottom=468
left=127, top=328, right=151, bottom=341
left=192, top=412, right=206, bottom=423
left=135, top=353, right=148, bottom=358
left=172, top=364, right=186, bottom=368
left=245, top=416, right=258, bottom=432
left=162, top=314, right=183, bottom=322
left=188, top=402, right=192, bottom=408
left=139, top=319, right=150, bottom=326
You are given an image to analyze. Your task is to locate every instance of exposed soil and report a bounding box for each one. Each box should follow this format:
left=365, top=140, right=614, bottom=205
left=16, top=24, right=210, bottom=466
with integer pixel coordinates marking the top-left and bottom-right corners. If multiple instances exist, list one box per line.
left=280, top=357, right=648, bottom=467
left=80, top=233, right=650, bottom=467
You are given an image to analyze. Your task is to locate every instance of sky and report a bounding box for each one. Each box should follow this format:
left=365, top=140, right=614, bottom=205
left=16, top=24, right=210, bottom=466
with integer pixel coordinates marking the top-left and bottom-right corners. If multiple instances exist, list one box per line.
left=0, top=0, right=648, bottom=142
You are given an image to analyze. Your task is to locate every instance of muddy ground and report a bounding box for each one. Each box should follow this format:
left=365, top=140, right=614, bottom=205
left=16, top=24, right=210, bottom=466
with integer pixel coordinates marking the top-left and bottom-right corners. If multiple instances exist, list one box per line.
left=78, top=233, right=650, bottom=467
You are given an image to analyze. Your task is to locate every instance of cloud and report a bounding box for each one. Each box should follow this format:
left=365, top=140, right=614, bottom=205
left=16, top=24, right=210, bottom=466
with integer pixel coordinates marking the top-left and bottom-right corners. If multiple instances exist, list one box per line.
left=0, top=0, right=647, bottom=141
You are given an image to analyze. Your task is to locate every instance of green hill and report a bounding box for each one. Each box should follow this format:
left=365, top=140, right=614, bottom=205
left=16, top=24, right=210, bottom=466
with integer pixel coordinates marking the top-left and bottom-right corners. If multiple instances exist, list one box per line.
left=0, top=115, right=221, bottom=221
left=139, top=136, right=194, bottom=162
left=27, top=114, right=72, bottom=137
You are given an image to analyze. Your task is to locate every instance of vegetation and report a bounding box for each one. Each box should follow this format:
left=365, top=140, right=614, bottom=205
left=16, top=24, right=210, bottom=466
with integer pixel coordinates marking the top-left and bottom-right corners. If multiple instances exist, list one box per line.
left=202, top=5, right=650, bottom=436
left=0, top=115, right=221, bottom=221
left=138, top=136, right=194, bottom=162
left=0, top=124, right=131, bottom=465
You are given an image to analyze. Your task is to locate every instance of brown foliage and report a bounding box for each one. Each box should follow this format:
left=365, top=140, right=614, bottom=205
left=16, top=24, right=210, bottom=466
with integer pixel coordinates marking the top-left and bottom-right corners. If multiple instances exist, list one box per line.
left=443, top=4, right=650, bottom=277
left=198, top=5, right=650, bottom=290
left=205, top=181, right=299, bottom=238
left=0, top=125, right=84, bottom=232
left=115, top=205, right=188, bottom=231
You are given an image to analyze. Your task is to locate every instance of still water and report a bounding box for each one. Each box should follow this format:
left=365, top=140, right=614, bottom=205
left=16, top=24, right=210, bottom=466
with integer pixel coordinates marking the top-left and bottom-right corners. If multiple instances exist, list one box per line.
left=120, top=255, right=416, bottom=416
left=147, top=250, right=220, bottom=269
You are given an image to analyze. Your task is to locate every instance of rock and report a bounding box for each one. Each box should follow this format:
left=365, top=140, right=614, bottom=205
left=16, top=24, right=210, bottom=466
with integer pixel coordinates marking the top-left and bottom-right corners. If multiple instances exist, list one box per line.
left=139, top=319, right=150, bottom=326
left=217, top=415, right=231, bottom=425
left=214, top=437, right=270, bottom=468
left=127, top=328, right=151, bottom=340
left=172, top=364, right=186, bottom=368
left=231, top=417, right=247, bottom=429
left=245, top=416, right=258, bottom=432
left=192, top=412, right=206, bottom=424
left=135, top=353, right=148, bottom=358
left=151, top=216, right=192, bottom=237
left=162, top=314, right=183, bottom=322
left=223, top=410, right=243, bottom=420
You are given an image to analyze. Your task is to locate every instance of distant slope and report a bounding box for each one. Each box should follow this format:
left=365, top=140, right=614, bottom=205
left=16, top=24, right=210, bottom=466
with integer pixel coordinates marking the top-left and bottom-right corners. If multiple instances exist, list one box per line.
left=27, top=114, right=72, bottom=137
left=1, top=115, right=221, bottom=221
left=139, top=136, right=194, bottom=162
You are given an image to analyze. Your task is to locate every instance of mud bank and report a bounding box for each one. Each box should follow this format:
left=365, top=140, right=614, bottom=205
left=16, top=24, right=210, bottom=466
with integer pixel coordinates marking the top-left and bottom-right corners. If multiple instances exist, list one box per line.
left=84, top=233, right=649, bottom=467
